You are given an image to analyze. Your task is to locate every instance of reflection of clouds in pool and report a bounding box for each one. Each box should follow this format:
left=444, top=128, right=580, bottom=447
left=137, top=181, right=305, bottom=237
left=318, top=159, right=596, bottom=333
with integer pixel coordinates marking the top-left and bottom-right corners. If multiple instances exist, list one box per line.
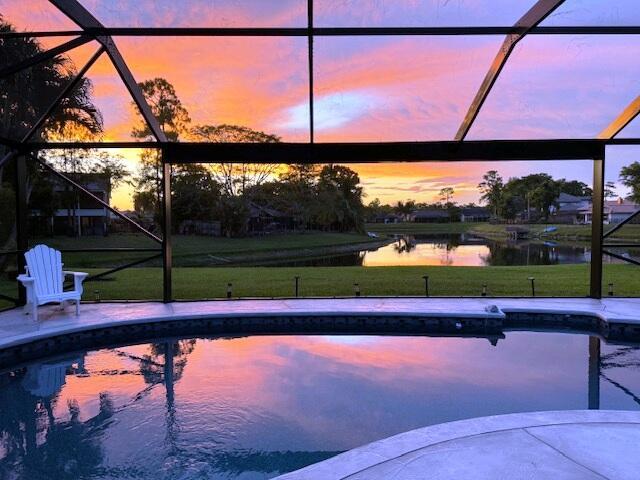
left=2, top=333, right=639, bottom=479
left=318, top=335, right=379, bottom=346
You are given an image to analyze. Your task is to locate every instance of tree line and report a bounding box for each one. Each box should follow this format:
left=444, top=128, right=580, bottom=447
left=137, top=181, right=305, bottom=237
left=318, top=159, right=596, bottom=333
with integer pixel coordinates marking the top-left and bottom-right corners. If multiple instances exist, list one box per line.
left=0, top=18, right=366, bottom=242
left=129, top=78, right=365, bottom=236
left=364, top=186, right=476, bottom=222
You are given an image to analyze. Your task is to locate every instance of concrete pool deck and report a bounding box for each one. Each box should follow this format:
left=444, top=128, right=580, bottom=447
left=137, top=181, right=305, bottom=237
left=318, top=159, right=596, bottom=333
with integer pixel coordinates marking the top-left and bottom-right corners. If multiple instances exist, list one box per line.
left=276, top=410, right=640, bottom=480
left=0, top=297, right=639, bottom=351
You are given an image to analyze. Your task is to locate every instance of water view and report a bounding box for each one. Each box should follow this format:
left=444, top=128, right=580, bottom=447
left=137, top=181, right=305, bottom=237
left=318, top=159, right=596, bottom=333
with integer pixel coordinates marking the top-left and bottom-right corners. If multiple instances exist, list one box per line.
left=1, top=332, right=638, bottom=479
left=271, top=234, right=640, bottom=268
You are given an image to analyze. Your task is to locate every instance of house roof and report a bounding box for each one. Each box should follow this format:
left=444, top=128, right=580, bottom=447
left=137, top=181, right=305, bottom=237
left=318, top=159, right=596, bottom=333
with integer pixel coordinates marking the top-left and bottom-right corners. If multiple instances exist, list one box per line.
left=606, top=199, right=640, bottom=214
left=412, top=209, right=449, bottom=218
left=576, top=199, right=640, bottom=215
left=461, top=207, right=490, bottom=216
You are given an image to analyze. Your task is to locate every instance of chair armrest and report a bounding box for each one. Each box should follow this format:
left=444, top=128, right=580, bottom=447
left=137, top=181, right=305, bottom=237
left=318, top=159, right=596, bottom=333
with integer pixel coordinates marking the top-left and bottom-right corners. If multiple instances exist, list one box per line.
left=63, top=271, right=89, bottom=279
left=17, top=275, right=36, bottom=303
left=63, top=271, right=89, bottom=292
left=17, top=274, right=35, bottom=285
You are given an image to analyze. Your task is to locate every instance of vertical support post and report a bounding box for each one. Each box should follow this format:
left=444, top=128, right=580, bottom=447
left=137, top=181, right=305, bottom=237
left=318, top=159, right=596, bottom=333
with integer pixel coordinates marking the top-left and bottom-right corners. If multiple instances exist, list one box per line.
left=588, top=336, right=600, bottom=410
left=161, top=149, right=172, bottom=303
left=307, top=0, right=314, bottom=145
left=15, top=154, right=28, bottom=305
left=590, top=153, right=605, bottom=299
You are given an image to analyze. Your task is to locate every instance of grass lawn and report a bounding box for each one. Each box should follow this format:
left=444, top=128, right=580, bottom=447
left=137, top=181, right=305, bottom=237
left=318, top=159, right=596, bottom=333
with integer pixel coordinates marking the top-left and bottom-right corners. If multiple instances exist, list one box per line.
left=72, top=264, right=640, bottom=300
left=30, top=232, right=381, bottom=268
left=470, top=223, right=640, bottom=241
left=2, top=264, right=637, bottom=310
left=365, top=222, right=474, bottom=234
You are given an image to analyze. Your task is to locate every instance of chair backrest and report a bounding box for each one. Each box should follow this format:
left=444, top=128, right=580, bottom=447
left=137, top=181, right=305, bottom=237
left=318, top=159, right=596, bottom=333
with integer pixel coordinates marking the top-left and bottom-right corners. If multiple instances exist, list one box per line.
left=25, top=244, right=63, bottom=297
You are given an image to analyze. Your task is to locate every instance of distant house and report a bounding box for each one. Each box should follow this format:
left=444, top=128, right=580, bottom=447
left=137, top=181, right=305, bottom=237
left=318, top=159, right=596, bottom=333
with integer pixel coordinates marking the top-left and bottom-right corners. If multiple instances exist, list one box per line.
left=31, top=173, right=112, bottom=236
left=373, top=213, right=401, bottom=224
left=551, top=194, right=639, bottom=224
left=551, top=193, right=592, bottom=224
left=411, top=209, right=450, bottom=223
left=248, top=203, right=294, bottom=233
left=460, top=207, right=490, bottom=223
left=179, top=220, right=222, bottom=236
left=607, top=198, right=640, bottom=224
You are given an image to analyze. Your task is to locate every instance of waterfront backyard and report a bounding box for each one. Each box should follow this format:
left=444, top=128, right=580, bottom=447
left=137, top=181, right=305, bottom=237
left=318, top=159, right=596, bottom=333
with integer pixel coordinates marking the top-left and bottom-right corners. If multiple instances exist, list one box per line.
left=2, top=222, right=636, bottom=303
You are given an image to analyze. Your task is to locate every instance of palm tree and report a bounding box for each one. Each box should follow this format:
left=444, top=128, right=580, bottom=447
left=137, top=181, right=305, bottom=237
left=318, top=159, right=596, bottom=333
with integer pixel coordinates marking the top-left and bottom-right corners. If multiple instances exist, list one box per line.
left=394, top=200, right=415, bottom=221
left=0, top=17, right=103, bottom=250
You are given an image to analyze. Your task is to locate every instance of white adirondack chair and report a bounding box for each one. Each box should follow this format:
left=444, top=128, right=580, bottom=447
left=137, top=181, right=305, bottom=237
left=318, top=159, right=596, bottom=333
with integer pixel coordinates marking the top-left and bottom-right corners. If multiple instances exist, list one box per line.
left=17, top=245, right=88, bottom=322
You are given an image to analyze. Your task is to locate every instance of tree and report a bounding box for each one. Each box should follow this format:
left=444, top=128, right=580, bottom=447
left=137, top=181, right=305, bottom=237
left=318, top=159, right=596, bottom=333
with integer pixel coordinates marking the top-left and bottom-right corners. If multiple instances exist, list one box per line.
left=394, top=200, right=416, bottom=221
left=604, top=181, right=617, bottom=199
left=620, top=162, right=640, bottom=203
left=315, top=165, right=365, bottom=232
left=478, top=170, right=503, bottom=217
left=499, top=173, right=560, bottom=221
left=131, top=78, right=190, bottom=142
left=0, top=20, right=102, bottom=146
left=439, top=187, right=455, bottom=205
left=364, top=198, right=393, bottom=221
left=0, top=18, right=102, bottom=248
left=276, top=164, right=320, bottom=228
left=558, top=179, right=592, bottom=197
left=131, top=78, right=191, bottom=221
left=190, top=124, right=281, bottom=197
left=171, top=164, right=221, bottom=233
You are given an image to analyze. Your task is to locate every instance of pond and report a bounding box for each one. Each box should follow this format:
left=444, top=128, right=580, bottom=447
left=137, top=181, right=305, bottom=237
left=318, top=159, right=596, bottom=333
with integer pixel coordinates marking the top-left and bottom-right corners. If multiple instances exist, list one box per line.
left=0, top=332, right=637, bottom=479
left=272, top=234, right=639, bottom=267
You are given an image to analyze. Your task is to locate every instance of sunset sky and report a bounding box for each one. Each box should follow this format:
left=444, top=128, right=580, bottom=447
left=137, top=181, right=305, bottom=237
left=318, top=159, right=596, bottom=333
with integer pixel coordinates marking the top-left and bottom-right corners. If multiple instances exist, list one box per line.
left=2, top=0, right=640, bottom=209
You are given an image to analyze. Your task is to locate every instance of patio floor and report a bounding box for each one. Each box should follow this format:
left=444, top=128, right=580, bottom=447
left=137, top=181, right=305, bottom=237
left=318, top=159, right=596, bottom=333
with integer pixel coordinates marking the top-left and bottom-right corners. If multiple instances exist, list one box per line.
left=276, top=410, right=640, bottom=480
left=0, top=297, right=639, bottom=350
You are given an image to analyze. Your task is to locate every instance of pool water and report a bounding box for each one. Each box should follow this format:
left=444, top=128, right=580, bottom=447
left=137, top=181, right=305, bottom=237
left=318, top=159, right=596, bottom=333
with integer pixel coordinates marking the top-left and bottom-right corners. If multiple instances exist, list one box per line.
left=0, top=332, right=638, bottom=479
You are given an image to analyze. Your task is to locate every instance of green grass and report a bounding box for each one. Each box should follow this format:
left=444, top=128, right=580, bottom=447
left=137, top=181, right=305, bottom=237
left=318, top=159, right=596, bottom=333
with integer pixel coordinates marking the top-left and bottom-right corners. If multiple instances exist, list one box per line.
left=2, top=264, right=637, bottom=309
left=75, top=264, right=640, bottom=300
left=365, top=222, right=474, bottom=234
left=470, top=223, right=640, bottom=241
left=30, top=232, right=381, bottom=268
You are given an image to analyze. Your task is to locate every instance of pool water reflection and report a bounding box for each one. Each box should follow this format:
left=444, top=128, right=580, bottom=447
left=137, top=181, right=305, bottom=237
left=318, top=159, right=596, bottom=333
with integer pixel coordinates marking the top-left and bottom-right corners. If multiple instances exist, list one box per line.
left=0, top=332, right=638, bottom=479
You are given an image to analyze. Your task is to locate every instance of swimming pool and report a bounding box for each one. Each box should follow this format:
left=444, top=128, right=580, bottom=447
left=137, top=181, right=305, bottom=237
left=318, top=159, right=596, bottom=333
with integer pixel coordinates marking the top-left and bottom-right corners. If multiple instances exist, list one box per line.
left=0, top=331, right=638, bottom=479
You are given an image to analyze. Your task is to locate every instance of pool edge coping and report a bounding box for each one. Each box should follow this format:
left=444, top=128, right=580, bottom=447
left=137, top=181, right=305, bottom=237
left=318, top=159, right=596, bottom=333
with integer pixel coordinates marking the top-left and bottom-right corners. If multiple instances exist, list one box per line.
left=274, top=410, right=640, bottom=479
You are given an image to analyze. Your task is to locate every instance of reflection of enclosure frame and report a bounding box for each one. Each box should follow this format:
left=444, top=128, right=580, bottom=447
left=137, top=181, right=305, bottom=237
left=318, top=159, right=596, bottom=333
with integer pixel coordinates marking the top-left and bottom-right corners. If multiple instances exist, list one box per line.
left=2, top=0, right=640, bottom=304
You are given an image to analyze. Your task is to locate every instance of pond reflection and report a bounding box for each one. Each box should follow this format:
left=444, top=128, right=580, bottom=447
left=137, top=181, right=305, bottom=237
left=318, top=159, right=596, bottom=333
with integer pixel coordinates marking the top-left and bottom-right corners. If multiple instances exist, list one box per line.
left=0, top=333, right=638, bottom=479
left=272, top=234, right=640, bottom=267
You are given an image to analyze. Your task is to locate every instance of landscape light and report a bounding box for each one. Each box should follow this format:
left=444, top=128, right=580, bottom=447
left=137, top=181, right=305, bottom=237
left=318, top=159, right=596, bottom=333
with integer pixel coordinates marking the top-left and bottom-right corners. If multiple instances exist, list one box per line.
left=528, top=277, right=536, bottom=297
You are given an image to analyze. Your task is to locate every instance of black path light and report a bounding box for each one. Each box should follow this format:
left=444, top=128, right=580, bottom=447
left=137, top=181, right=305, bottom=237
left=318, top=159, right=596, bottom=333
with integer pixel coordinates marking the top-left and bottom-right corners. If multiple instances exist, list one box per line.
left=482, top=284, right=488, bottom=297
left=528, top=277, right=536, bottom=297
left=422, top=275, right=430, bottom=297
left=354, top=283, right=361, bottom=297
left=227, top=283, right=233, bottom=299
left=294, top=276, right=300, bottom=298
left=608, top=283, right=614, bottom=296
